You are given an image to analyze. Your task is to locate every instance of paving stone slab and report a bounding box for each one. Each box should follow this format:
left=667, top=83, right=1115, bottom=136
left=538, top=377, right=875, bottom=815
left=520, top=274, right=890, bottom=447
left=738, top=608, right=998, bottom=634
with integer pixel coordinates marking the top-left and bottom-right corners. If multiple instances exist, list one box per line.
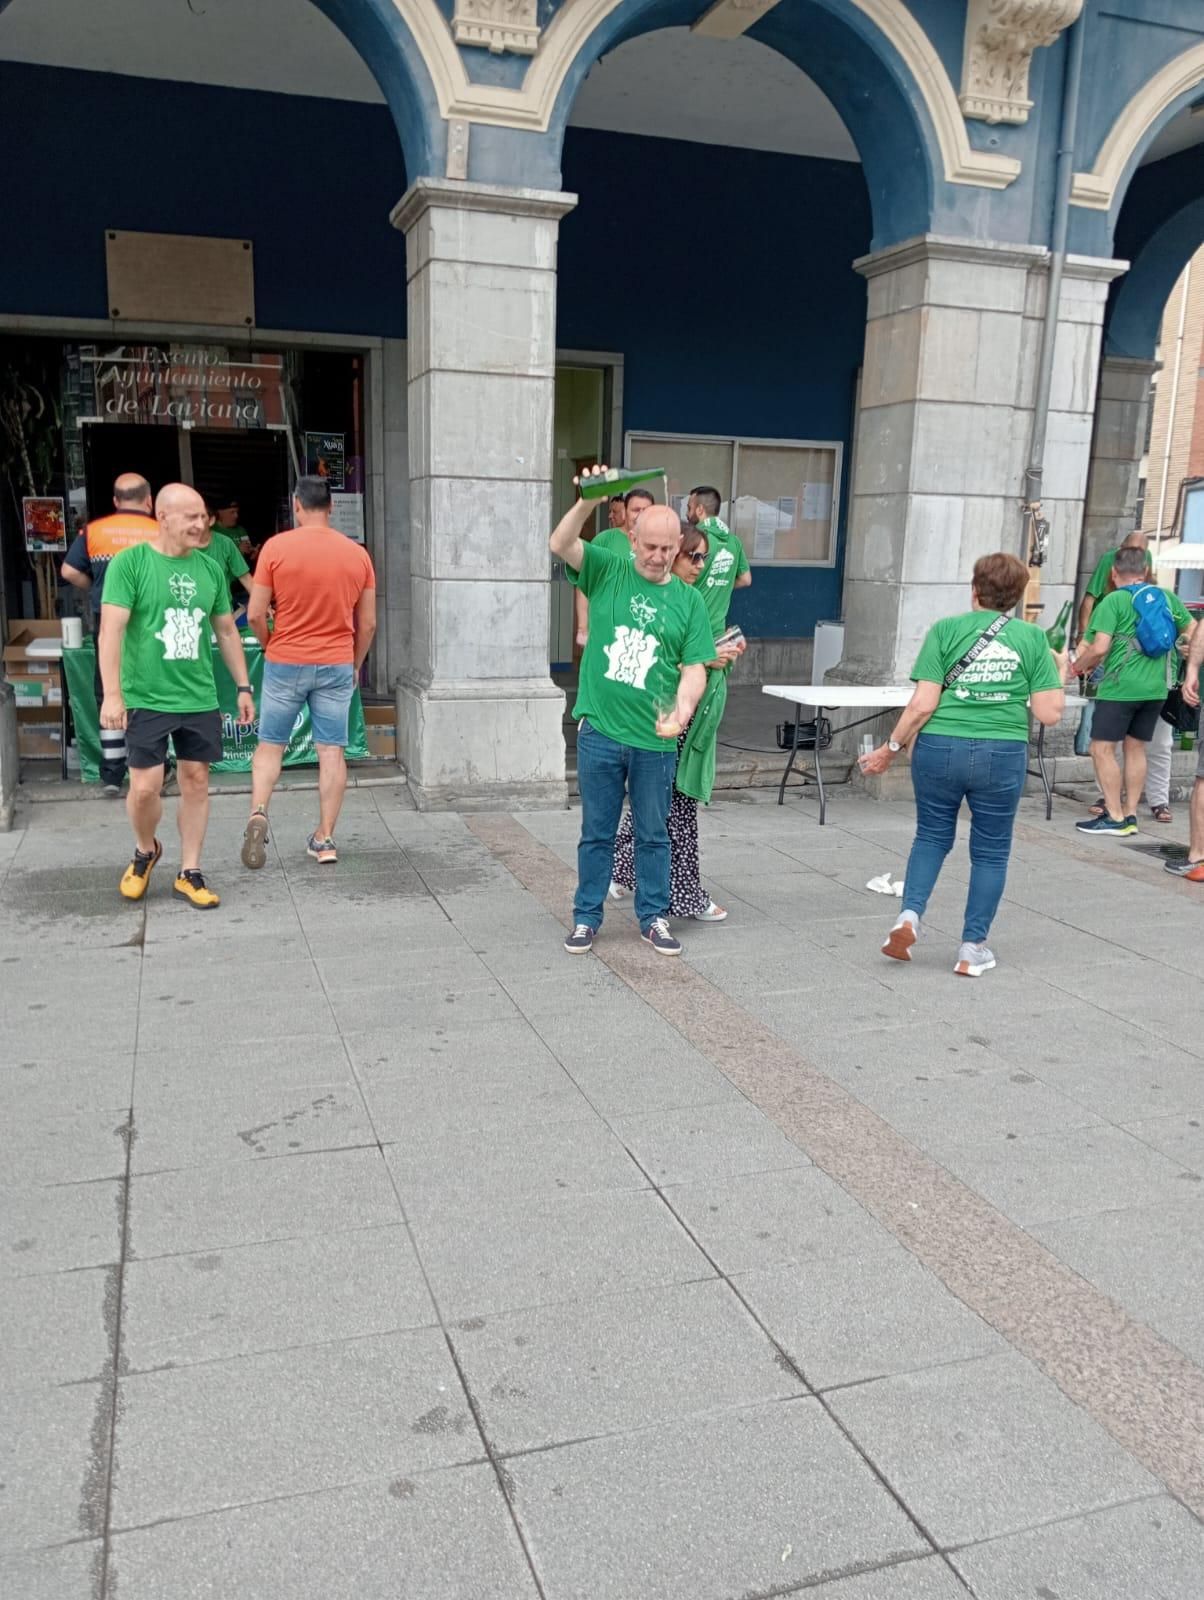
left=2, top=1103, right=130, bottom=1188
left=733, top=1243, right=1005, bottom=1390
left=828, top=1350, right=1157, bottom=1548
left=384, top=1115, right=643, bottom=1205
left=316, top=947, right=494, bottom=995
left=108, top=1464, right=536, bottom=1600
left=608, top=1098, right=810, bottom=1186
left=1031, top=1199, right=1204, bottom=1331
left=452, top=1277, right=804, bottom=1454
left=1123, top=1111, right=1204, bottom=1171
left=0, top=1265, right=112, bottom=1386
left=0, top=1054, right=133, bottom=1110
left=407, top=1186, right=708, bottom=1320
left=138, top=979, right=337, bottom=1043
left=804, top=1561, right=970, bottom=1598
left=122, top=1225, right=435, bottom=1372
left=667, top=1165, right=895, bottom=1274
left=1, top=1178, right=123, bottom=1280
left=128, top=1148, right=402, bottom=1259
left=556, top=1043, right=748, bottom=1117
left=0, top=1380, right=103, bottom=1552
left=357, top=1039, right=593, bottom=1138
left=852, top=1065, right=1105, bottom=1152
left=112, top=1328, right=481, bottom=1528
left=0, top=1541, right=100, bottom=1600
left=130, top=1082, right=376, bottom=1174
left=134, top=1033, right=355, bottom=1098
left=932, top=1124, right=1199, bottom=1227
left=951, top=1494, right=1204, bottom=1600
left=508, top=1397, right=928, bottom=1600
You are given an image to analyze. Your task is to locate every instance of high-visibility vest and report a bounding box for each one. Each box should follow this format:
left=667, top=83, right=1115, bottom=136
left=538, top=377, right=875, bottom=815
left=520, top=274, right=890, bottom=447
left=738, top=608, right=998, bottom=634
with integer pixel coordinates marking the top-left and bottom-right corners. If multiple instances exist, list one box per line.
left=82, top=511, right=157, bottom=596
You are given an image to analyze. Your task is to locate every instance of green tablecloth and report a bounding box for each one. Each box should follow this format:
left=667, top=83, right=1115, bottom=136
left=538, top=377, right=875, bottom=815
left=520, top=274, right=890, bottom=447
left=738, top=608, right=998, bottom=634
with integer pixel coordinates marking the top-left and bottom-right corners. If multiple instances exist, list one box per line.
left=62, top=637, right=367, bottom=782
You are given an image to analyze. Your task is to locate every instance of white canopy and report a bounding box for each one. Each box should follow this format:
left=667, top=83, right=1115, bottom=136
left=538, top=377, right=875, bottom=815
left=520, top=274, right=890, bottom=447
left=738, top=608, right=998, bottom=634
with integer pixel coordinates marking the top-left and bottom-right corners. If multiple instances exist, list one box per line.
left=1152, top=540, right=1204, bottom=570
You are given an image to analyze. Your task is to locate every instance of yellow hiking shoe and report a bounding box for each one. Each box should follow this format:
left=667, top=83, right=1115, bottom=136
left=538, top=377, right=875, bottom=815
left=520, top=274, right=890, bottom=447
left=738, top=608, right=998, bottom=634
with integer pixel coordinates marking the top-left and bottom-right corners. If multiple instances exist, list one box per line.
left=173, top=869, right=220, bottom=910
left=120, top=840, right=162, bottom=901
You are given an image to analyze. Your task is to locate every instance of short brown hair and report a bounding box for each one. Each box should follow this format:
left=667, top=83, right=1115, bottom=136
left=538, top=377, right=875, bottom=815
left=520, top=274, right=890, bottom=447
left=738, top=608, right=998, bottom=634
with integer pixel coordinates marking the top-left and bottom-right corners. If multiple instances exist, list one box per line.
left=680, top=522, right=705, bottom=554
left=972, top=553, right=1029, bottom=612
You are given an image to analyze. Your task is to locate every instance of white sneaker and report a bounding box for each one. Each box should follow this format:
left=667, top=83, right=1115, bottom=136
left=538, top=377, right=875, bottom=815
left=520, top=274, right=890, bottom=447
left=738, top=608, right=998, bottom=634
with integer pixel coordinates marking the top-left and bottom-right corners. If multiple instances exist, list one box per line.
left=694, top=900, right=728, bottom=922
left=881, top=912, right=919, bottom=962
left=607, top=880, right=629, bottom=901
left=954, top=942, right=996, bottom=978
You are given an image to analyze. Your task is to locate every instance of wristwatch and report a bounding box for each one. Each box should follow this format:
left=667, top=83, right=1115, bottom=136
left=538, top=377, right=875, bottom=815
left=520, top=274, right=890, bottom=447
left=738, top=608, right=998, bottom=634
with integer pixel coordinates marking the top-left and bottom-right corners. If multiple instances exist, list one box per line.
left=887, top=739, right=903, bottom=753
left=236, top=684, right=253, bottom=695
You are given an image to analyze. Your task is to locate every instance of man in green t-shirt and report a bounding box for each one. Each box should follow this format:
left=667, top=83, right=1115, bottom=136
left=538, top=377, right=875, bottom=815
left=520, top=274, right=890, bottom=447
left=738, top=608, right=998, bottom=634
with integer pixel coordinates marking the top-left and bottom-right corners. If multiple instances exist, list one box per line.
left=687, top=486, right=751, bottom=634
left=1070, top=544, right=1193, bottom=837
left=574, top=486, right=652, bottom=648
left=100, top=484, right=255, bottom=909
left=202, top=501, right=253, bottom=606
left=1077, top=530, right=1153, bottom=638
left=553, top=472, right=713, bottom=957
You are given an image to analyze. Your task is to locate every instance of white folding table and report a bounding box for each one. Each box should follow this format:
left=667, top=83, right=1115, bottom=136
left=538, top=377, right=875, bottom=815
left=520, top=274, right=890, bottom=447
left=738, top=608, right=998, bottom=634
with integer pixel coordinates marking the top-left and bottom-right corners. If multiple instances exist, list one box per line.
left=762, top=685, right=911, bottom=823
left=762, top=684, right=1082, bottom=825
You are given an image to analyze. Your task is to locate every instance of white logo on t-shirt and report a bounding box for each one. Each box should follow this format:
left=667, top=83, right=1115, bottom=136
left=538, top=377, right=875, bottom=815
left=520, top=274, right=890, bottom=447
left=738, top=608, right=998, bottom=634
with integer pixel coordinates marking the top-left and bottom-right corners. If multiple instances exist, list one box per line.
left=705, top=550, right=735, bottom=588
left=168, top=572, right=198, bottom=605
left=629, top=594, right=658, bottom=628
left=604, top=626, right=659, bottom=690
left=155, top=607, right=205, bottom=661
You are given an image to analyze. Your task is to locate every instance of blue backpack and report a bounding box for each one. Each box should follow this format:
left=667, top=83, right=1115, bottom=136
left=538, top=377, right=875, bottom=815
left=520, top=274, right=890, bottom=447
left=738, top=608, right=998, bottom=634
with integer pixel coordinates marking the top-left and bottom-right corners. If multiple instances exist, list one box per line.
left=1130, top=584, right=1178, bottom=657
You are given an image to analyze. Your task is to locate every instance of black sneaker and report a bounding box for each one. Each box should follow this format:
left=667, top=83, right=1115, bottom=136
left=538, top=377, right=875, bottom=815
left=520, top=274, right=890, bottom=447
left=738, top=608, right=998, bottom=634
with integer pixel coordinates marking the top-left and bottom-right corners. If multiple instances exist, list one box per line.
left=1075, top=814, right=1137, bottom=837
left=564, top=923, right=595, bottom=954
left=641, top=917, right=682, bottom=956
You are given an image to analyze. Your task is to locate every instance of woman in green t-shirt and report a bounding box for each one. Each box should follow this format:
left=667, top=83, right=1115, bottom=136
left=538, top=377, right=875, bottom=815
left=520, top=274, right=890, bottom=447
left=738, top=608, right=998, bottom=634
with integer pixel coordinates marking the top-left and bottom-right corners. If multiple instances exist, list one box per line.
left=860, top=553, right=1067, bottom=978
left=609, top=525, right=742, bottom=918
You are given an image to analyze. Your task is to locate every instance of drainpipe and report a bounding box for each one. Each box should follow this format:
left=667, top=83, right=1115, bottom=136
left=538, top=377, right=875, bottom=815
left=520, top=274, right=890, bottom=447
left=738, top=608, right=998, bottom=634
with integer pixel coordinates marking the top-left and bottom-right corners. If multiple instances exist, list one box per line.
left=1153, top=258, right=1191, bottom=557
left=1020, top=12, right=1086, bottom=611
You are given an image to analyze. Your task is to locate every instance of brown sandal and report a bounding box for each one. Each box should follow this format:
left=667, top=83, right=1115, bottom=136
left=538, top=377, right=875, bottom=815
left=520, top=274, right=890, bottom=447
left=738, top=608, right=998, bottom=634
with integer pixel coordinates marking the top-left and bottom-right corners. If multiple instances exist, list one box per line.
left=1150, top=804, right=1172, bottom=824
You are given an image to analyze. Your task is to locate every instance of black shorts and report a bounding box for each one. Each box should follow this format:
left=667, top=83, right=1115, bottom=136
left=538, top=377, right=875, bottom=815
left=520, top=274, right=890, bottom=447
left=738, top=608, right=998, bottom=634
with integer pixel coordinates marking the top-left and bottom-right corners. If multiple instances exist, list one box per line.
left=1090, top=698, right=1165, bottom=744
left=126, top=708, right=222, bottom=768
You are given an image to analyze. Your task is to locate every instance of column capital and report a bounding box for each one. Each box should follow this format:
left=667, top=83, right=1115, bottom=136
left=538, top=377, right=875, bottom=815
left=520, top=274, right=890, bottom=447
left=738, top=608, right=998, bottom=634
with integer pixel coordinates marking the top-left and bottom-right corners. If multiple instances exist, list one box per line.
left=390, top=179, right=577, bottom=235
left=854, top=233, right=1047, bottom=280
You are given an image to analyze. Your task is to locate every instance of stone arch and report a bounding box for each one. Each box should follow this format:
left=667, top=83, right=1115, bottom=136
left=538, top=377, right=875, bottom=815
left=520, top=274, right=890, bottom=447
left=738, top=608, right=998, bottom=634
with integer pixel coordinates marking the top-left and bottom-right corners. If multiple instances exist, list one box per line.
left=406, top=0, right=1017, bottom=212
left=1071, top=40, right=1204, bottom=225
left=1108, top=197, right=1204, bottom=360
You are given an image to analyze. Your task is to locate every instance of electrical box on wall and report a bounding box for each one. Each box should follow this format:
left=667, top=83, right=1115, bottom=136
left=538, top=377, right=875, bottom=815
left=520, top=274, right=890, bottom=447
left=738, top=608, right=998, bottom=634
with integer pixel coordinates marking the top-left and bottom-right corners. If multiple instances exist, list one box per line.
left=104, top=230, right=255, bottom=328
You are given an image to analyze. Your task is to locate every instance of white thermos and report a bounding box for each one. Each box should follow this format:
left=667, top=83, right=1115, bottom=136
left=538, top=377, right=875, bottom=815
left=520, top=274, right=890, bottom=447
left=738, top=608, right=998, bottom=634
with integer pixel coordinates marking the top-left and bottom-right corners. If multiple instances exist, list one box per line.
left=61, top=617, right=83, bottom=649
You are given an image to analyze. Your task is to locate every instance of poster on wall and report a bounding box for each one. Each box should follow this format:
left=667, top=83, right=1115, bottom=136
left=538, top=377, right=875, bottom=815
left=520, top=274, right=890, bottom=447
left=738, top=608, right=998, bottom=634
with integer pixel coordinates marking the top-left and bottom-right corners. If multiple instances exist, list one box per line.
left=23, top=497, right=67, bottom=553
left=304, top=431, right=346, bottom=490
left=330, top=492, right=365, bottom=543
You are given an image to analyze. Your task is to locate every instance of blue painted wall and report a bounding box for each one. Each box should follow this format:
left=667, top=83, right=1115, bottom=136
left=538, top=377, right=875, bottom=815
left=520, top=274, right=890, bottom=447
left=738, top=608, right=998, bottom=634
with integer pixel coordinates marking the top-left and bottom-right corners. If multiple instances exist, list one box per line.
left=558, top=128, right=872, bottom=638
left=0, top=64, right=408, bottom=337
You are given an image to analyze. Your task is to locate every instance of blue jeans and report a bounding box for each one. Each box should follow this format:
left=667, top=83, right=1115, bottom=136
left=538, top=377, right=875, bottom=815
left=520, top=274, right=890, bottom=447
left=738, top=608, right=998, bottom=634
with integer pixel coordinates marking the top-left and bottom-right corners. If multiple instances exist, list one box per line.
left=902, top=733, right=1027, bottom=944
left=258, top=661, right=356, bottom=747
left=574, top=719, right=676, bottom=931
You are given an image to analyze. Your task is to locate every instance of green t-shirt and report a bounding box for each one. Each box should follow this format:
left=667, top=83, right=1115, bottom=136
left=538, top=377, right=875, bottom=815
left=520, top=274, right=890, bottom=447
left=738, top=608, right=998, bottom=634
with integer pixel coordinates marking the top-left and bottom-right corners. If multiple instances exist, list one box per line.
left=1085, top=584, right=1192, bottom=702
left=201, top=533, right=250, bottom=588
left=695, top=518, right=749, bottom=634
left=1085, top=546, right=1154, bottom=601
left=912, top=611, right=1060, bottom=741
left=102, top=544, right=231, bottom=713
left=591, top=526, right=633, bottom=559
left=569, top=541, right=715, bottom=752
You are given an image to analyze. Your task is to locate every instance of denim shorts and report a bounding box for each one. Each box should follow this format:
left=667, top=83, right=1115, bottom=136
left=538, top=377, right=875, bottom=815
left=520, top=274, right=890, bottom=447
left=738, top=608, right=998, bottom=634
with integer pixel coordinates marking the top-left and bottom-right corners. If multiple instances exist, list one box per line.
left=258, top=661, right=356, bottom=748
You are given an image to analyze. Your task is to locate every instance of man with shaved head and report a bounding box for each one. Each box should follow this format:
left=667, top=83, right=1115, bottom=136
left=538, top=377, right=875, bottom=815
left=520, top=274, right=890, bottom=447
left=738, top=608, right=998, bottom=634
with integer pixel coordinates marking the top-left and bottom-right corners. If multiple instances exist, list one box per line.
left=551, top=469, right=713, bottom=956
left=62, top=472, right=157, bottom=793
left=99, top=484, right=255, bottom=909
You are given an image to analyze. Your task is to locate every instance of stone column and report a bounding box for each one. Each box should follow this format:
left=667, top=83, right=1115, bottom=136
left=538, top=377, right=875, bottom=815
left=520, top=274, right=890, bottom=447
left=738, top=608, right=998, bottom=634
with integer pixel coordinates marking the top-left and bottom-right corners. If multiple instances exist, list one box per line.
left=390, top=178, right=575, bottom=809
left=1077, top=355, right=1158, bottom=594
left=837, top=235, right=1125, bottom=686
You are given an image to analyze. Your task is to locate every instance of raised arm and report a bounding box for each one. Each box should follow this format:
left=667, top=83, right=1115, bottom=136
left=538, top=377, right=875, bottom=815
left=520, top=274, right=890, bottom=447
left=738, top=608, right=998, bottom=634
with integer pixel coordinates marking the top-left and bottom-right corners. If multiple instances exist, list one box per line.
left=551, top=467, right=608, bottom=572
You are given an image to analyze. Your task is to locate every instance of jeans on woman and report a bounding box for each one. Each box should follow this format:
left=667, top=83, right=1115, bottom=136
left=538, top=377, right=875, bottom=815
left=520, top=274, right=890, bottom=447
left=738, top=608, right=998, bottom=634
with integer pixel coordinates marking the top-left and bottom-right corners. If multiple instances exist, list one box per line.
left=902, top=733, right=1027, bottom=944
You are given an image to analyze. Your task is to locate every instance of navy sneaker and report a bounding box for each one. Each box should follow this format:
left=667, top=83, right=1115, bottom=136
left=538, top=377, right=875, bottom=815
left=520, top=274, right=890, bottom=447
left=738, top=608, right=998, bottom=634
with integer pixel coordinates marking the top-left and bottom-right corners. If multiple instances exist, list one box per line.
left=641, top=917, right=682, bottom=956
left=564, top=923, right=595, bottom=954
left=1075, top=814, right=1137, bottom=837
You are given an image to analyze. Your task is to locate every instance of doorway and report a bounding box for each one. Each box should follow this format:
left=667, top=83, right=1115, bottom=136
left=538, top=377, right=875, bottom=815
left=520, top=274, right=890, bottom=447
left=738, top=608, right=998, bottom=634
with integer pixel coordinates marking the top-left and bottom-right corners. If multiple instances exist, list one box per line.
left=550, top=364, right=607, bottom=670
left=82, top=423, right=181, bottom=514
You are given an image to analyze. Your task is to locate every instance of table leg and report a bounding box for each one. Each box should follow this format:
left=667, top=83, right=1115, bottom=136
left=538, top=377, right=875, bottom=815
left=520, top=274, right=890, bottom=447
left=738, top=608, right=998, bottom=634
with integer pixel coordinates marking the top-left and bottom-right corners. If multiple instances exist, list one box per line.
left=777, top=702, right=804, bottom=806
left=814, top=722, right=827, bottom=826
left=1036, top=723, right=1053, bottom=821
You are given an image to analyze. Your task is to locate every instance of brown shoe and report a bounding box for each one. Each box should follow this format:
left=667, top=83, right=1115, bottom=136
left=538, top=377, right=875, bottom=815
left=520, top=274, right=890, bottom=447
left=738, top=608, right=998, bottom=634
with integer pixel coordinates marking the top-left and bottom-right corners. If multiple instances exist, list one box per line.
left=241, top=809, right=269, bottom=869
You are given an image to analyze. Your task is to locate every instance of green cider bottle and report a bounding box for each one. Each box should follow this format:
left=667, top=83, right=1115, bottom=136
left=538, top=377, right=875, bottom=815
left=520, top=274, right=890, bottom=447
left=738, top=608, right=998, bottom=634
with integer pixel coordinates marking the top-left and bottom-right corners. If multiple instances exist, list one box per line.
left=578, top=466, right=666, bottom=501
left=1045, top=599, right=1072, bottom=652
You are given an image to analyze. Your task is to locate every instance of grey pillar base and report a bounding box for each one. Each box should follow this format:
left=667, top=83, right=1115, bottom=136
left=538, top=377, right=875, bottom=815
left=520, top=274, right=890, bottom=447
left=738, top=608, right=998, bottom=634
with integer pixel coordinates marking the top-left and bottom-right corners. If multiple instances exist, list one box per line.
left=396, top=676, right=567, bottom=812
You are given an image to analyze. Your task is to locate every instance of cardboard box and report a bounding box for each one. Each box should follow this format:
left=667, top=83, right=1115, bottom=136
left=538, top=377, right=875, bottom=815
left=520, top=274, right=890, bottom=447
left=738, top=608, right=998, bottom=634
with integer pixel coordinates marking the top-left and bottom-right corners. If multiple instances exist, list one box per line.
left=17, top=707, right=62, bottom=760
left=364, top=725, right=396, bottom=759
left=9, top=674, right=48, bottom=706
left=4, top=622, right=64, bottom=679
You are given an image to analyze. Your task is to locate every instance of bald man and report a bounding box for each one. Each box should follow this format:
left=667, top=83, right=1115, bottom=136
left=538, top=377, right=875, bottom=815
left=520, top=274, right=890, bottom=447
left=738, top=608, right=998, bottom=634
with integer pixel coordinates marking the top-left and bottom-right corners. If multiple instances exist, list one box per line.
left=62, top=473, right=158, bottom=792
left=99, top=484, right=254, bottom=910
left=551, top=472, right=713, bottom=957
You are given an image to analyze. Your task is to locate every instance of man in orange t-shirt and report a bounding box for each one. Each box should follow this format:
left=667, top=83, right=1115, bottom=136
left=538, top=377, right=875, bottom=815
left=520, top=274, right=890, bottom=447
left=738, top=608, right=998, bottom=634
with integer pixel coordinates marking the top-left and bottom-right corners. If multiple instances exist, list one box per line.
left=241, top=476, right=376, bottom=868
